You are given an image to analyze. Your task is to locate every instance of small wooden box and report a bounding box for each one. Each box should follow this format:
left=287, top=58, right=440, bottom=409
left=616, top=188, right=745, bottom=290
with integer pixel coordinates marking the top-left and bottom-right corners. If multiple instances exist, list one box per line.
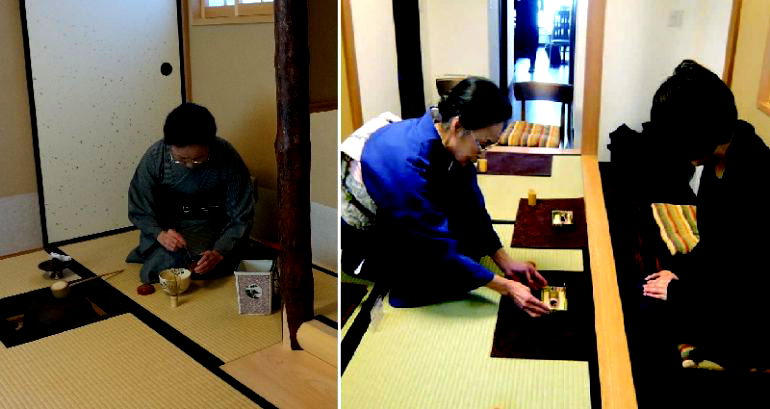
left=551, top=210, right=574, bottom=228
left=540, top=285, right=567, bottom=311
left=235, top=260, right=275, bottom=315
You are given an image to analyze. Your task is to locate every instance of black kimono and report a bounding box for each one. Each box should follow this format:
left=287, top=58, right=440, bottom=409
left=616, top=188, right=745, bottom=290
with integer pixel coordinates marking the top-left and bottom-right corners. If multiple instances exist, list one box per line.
left=126, top=137, right=255, bottom=283
left=667, top=120, right=770, bottom=367
left=514, top=0, right=539, bottom=66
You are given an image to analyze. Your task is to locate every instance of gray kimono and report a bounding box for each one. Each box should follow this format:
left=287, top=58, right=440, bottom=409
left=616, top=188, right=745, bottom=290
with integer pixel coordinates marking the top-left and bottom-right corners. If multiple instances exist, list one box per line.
left=126, top=137, right=255, bottom=283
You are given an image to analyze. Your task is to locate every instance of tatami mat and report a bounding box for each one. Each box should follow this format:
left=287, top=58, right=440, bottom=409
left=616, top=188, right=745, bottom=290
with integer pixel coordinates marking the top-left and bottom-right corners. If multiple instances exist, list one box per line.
left=478, top=155, right=584, bottom=221
left=314, top=269, right=338, bottom=322
left=340, top=271, right=373, bottom=286
left=342, top=288, right=591, bottom=408
left=61, top=231, right=282, bottom=363
left=340, top=272, right=373, bottom=338
left=338, top=224, right=582, bottom=343
left=342, top=219, right=591, bottom=408
left=0, top=314, right=258, bottom=408
left=0, top=250, right=81, bottom=299
left=341, top=285, right=374, bottom=339
left=483, top=224, right=584, bottom=272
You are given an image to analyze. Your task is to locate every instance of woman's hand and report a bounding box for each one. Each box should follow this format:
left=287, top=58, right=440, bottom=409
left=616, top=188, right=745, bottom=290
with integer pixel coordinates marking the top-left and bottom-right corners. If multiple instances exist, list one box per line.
left=643, top=270, right=679, bottom=300
left=195, top=250, right=223, bottom=274
left=507, top=280, right=551, bottom=317
left=486, top=275, right=551, bottom=317
left=492, top=248, right=547, bottom=289
left=157, top=229, right=187, bottom=252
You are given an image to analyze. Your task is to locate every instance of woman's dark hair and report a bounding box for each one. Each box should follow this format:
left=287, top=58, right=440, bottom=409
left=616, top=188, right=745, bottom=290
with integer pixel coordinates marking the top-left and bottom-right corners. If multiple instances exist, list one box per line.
left=651, top=60, right=737, bottom=161
left=438, top=77, right=512, bottom=130
left=163, top=102, right=217, bottom=147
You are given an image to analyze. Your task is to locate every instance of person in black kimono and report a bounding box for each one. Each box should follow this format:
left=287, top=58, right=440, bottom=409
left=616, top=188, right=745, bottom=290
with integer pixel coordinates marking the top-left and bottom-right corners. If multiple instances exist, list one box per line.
left=642, top=60, right=770, bottom=369
left=514, top=0, right=539, bottom=73
left=126, top=103, right=255, bottom=283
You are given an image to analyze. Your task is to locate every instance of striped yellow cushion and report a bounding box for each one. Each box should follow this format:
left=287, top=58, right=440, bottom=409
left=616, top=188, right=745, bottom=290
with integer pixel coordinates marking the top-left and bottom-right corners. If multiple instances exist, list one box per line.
left=510, top=121, right=531, bottom=146
left=651, top=203, right=699, bottom=255
left=499, top=121, right=517, bottom=145
left=499, top=121, right=561, bottom=148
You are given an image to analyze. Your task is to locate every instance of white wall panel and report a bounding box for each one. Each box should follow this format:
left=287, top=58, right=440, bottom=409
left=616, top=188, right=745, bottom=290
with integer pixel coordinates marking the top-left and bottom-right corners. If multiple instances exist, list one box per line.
left=598, top=0, right=732, bottom=161
left=0, top=193, right=43, bottom=256
left=419, top=0, right=492, bottom=104
left=350, top=0, right=401, bottom=120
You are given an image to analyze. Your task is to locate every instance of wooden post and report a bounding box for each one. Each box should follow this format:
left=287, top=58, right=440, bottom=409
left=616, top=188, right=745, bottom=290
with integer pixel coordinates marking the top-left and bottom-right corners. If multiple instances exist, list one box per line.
left=274, top=0, right=313, bottom=349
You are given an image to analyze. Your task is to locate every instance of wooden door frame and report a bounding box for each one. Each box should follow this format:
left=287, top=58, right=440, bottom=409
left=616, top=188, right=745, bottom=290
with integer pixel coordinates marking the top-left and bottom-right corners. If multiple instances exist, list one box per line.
left=341, top=0, right=363, bottom=130
left=497, top=0, right=606, bottom=156
left=580, top=0, right=605, bottom=156
left=723, top=0, right=742, bottom=87
left=182, top=0, right=192, bottom=101
left=499, top=0, right=508, bottom=92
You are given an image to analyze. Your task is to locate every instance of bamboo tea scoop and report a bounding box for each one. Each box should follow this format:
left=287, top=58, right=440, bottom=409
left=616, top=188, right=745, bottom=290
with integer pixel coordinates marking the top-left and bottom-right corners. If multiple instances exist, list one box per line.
left=50, top=269, right=124, bottom=299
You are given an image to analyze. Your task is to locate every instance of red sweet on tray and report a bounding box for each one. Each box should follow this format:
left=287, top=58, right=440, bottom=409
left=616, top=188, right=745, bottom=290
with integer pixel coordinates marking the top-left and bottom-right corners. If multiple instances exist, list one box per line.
left=137, top=283, right=155, bottom=295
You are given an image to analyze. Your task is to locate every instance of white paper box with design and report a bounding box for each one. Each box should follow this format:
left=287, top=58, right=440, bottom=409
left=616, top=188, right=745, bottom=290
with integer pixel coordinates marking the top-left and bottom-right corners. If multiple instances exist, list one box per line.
left=235, top=260, right=274, bottom=315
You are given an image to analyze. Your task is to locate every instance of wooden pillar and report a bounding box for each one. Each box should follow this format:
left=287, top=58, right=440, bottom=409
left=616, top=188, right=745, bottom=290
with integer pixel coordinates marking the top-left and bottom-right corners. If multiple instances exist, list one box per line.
left=274, top=0, right=313, bottom=349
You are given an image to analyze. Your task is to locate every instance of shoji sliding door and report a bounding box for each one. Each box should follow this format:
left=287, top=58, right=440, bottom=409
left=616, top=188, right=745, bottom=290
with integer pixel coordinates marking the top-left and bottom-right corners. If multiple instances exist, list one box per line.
left=22, top=0, right=185, bottom=244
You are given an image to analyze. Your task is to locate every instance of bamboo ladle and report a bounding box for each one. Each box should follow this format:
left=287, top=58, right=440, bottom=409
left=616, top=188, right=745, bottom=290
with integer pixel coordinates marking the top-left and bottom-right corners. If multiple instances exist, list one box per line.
left=50, top=269, right=124, bottom=299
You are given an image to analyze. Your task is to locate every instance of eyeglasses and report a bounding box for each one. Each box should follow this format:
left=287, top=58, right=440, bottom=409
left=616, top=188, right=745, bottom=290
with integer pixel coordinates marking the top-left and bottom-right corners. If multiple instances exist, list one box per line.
left=169, top=152, right=209, bottom=167
left=470, top=130, right=498, bottom=151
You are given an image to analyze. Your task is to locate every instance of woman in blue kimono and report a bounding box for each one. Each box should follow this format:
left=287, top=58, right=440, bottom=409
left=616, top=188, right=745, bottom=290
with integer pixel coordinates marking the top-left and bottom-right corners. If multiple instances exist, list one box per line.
left=126, top=103, right=255, bottom=283
left=356, top=77, right=550, bottom=315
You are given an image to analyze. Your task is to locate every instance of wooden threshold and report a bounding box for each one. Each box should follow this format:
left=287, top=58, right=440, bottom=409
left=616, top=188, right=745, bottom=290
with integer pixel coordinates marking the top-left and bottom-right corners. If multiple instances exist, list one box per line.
left=581, top=155, right=638, bottom=408
left=487, top=145, right=582, bottom=155
left=222, top=343, right=337, bottom=409
left=0, top=247, right=43, bottom=261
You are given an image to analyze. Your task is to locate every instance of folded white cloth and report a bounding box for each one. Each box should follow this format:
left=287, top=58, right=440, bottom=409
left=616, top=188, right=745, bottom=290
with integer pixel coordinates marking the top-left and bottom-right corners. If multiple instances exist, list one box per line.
left=340, top=112, right=401, bottom=162
left=340, top=112, right=401, bottom=229
left=49, top=252, right=72, bottom=262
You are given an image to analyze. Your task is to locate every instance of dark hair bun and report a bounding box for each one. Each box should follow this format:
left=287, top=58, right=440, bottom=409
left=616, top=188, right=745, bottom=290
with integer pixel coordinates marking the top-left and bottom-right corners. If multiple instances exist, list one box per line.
left=163, top=103, right=217, bottom=147
left=438, top=77, right=511, bottom=130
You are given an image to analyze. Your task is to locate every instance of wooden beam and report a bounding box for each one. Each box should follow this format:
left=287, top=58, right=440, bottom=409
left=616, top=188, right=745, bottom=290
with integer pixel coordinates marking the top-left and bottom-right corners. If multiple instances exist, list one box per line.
left=723, top=0, right=742, bottom=86
left=0, top=247, right=43, bottom=261
left=581, top=0, right=606, bottom=156
left=274, top=0, right=314, bottom=349
left=309, top=99, right=338, bottom=113
left=341, top=0, right=363, bottom=130
left=582, top=155, right=638, bottom=409
left=756, top=11, right=770, bottom=117
left=181, top=0, right=192, bottom=101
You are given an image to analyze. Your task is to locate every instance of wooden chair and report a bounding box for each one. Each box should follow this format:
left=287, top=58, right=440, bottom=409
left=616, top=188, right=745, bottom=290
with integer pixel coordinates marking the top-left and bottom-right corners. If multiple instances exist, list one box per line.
left=435, top=76, right=466, bottom=98
left=548, top=8, right=571, bottom=67
left=513, top=81, right=574, bottom=146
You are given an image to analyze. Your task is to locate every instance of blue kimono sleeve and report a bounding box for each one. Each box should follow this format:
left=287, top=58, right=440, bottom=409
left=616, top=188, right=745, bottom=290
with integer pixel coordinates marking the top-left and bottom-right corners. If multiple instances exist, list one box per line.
left=469, top=170, right=503, bottom=256
left=363, top=152, right=495, bottom=287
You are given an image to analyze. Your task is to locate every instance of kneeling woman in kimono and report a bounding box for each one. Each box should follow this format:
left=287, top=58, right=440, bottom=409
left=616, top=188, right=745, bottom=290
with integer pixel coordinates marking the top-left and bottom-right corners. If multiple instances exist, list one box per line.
left=642, top=61, right=770, bottom=369
left=126, top=103, right=255, bottom=283
left=351, top=77, right=551, bottom=315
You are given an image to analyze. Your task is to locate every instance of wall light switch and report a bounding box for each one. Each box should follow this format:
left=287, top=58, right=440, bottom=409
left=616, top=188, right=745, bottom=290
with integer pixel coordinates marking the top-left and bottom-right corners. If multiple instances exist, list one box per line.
left=668, top=9, right=684, bottom=28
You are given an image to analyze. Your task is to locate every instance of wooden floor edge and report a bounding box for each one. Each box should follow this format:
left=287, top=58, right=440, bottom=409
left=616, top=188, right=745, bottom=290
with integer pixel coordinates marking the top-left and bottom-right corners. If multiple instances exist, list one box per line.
left=221, top=343, right=337, bottom=409
left=487, top=145, right=582, bottom=155
left=581, top=155, right=638, bottom=409
left=0, top=247, right=43, bottom=261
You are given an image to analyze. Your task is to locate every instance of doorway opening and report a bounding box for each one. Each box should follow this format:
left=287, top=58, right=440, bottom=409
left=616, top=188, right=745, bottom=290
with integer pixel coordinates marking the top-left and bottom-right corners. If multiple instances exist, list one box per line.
left=502, top=0, right=577, bottom=147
